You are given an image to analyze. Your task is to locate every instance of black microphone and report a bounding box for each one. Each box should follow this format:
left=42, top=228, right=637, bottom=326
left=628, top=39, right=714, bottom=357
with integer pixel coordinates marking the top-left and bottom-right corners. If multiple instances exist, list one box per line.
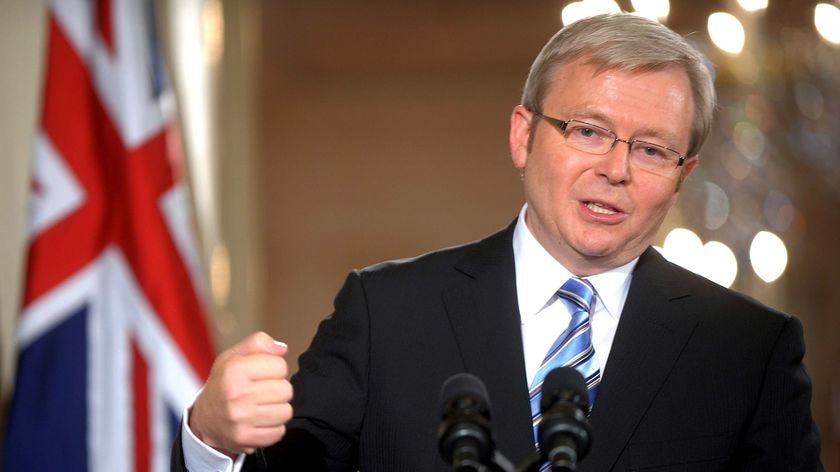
left=438, top=373, right=495, bottom=472
left=536, top=367, right=593, bottom=472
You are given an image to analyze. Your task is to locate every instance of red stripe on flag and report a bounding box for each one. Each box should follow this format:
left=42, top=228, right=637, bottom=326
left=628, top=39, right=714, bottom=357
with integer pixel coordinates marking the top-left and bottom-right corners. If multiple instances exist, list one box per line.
left=132, top=338, right=150, bottom=472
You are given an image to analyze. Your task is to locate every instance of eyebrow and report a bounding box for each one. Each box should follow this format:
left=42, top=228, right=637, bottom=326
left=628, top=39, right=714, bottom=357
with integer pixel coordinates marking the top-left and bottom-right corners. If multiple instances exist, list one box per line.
left=563, top=107, right=683, bottom=147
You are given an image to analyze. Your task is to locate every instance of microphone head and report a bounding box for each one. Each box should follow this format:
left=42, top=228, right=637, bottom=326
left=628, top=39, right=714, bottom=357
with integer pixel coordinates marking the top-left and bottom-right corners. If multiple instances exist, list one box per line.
left=439, top=373, right=491, bottom=413
left=437, top=373, right=494, bottom=468
left=540, top=367, right=589, bottom=414
left=537, top=367, right=593, bottom=466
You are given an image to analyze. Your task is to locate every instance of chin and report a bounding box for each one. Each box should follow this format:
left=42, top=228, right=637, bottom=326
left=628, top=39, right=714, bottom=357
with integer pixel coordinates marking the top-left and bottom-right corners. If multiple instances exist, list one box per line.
left=572, top=236, right=620, bottom=256
left=573, top=245, right=616, bottom=260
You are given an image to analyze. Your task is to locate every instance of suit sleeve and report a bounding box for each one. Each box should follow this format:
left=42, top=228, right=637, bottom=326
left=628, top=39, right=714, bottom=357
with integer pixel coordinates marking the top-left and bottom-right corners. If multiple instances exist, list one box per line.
left=732, top=314, right=823, bottom=471
left=242, top=270, right=371, bottom=472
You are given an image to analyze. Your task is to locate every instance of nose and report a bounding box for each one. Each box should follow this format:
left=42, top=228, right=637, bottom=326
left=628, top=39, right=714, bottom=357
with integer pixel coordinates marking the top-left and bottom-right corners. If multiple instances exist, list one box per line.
left=593, top=138, right=632, bottom=184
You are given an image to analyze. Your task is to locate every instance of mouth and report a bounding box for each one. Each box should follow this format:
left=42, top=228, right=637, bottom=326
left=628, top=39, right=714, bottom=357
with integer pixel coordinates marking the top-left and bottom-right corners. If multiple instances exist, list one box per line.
left=584, top=201, right=622, bottom=215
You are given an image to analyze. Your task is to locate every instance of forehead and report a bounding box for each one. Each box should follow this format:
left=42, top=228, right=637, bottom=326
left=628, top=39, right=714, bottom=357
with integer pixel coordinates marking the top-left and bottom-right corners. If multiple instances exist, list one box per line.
left=543, top=59, right=694, bottom=144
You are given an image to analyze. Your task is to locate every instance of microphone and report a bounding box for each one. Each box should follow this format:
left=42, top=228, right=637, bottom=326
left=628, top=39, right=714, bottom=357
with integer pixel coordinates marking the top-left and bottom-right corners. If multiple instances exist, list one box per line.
left=437, top=373, right=495, bottom=472
left=536, top=367, right=593, bottom=472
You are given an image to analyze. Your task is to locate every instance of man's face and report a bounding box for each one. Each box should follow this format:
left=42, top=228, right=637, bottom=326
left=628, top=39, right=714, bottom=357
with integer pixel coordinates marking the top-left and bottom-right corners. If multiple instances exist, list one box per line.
left=509, top=58, right=698, bottom=275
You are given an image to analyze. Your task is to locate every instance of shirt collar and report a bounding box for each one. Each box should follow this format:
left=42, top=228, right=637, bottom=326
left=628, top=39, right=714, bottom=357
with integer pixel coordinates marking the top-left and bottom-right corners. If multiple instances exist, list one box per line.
left=512, top=204, right=638, bottom=321
left=586, top=258, right=636, bottom=320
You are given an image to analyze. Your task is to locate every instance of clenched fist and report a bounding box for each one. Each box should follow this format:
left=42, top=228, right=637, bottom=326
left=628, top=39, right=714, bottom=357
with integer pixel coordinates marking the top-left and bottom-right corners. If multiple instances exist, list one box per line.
left=189, top=332, right=294, bottom=456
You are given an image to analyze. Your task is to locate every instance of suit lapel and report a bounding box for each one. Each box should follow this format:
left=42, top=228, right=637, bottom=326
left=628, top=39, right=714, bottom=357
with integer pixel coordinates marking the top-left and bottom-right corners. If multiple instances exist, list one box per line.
left=583, top=248, right=700, bottom=471
left=441, top=223, right=536, bottom=463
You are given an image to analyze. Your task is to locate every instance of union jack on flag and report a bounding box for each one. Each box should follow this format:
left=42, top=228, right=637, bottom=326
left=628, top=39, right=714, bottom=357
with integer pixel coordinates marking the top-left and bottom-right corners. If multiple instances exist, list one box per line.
left=4, top=0, right=215, bottom=470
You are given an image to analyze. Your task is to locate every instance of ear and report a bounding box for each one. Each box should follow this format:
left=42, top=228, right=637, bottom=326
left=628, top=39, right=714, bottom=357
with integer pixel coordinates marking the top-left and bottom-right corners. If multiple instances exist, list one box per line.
left=510, top=105, right=533, bottom=170
left=675, top=155, right=699, bottom=192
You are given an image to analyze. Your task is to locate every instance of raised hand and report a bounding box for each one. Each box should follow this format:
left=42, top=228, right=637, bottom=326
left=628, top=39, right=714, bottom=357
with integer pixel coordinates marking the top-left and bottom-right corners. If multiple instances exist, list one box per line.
left=189, top=332, right=294, bottom=456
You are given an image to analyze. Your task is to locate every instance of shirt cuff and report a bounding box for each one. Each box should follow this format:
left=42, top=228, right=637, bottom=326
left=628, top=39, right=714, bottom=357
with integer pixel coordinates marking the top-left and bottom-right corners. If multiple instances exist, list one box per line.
left=181, top=405, right=246, bottom=472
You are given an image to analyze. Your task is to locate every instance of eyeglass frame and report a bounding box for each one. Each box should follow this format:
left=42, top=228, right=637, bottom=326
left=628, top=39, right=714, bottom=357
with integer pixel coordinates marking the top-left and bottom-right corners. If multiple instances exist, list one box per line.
left=529, top=109, right=688, bottom=170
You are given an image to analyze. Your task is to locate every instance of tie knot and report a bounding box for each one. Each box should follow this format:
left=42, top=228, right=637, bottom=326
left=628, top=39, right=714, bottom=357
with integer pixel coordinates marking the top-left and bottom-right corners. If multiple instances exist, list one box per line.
left=557, top=277, right=594, bottom=313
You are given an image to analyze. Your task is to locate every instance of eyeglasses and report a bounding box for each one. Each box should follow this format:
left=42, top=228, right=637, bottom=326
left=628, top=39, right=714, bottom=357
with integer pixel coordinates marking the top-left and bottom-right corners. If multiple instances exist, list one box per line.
left=531, top=110, right=687, bottom=177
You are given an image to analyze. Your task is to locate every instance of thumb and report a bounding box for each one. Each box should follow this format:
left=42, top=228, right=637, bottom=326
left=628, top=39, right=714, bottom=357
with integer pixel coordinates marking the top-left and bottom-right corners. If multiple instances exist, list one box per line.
left=232, top=331, right=288, bottom=357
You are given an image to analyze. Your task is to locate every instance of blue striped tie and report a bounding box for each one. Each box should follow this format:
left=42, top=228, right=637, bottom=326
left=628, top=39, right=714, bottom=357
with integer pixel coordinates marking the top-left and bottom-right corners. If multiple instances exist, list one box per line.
left=529, top=277, right=600, bottom=463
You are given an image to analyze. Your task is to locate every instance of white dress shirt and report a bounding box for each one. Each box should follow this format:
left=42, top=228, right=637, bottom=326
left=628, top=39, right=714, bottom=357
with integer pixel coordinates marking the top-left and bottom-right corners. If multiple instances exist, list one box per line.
left=512, top=204, right=636, bottom=387
left=182, top=205, right=638, bottom=471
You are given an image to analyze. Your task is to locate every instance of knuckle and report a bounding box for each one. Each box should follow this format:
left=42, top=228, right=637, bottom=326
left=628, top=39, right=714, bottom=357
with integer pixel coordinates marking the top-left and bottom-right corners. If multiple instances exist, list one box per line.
left=230, top=423, right=254, bottom=447
left=225, top=403, right=247, bottom=424
left=277, top=359, right=288, bottom=378
left=219, top=378, right=241, bottom=402
left=258, top=425, right=285, bottom=446
left=282, top=380, right=294, bottom=401
left=253, top=330, right=270, bottom=341
left=280, top=403, right=294, bottom=422
left=274, top=425, right=287, bottom=442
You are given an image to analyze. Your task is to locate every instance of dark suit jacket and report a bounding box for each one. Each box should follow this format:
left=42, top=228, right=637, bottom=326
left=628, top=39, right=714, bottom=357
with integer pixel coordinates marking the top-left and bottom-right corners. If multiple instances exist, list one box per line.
left=173, top=222, right=822, bottom=471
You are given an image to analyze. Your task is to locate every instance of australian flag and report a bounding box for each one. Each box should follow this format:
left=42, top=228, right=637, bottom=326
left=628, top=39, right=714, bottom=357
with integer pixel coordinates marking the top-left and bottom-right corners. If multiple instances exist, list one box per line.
left=4, top=0, right=215, bottom=470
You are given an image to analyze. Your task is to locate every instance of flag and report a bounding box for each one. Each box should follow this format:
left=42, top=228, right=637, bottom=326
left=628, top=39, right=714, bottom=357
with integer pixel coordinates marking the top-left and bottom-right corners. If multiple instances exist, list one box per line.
left=3, top=0, right=215, bottom=470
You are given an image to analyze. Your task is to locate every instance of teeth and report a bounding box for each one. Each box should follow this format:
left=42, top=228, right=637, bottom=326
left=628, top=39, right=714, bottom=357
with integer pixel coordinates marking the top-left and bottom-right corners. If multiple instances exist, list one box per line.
left=586, top=202, right=618, bottom=215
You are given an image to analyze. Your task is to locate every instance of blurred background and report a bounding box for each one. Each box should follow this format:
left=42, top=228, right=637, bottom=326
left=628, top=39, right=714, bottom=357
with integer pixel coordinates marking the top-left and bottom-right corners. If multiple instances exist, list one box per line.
left=1, top=0, right=838, bottom=468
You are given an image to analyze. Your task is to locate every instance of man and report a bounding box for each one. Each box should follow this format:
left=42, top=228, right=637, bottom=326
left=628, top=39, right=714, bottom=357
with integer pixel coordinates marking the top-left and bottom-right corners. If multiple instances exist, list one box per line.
left=174, top=13, right=823, bottom=471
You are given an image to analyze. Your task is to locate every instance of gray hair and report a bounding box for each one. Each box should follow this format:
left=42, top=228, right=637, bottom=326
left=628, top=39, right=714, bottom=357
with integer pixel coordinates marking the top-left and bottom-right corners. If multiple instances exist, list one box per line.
left=522, top=13, right=716, bottom=157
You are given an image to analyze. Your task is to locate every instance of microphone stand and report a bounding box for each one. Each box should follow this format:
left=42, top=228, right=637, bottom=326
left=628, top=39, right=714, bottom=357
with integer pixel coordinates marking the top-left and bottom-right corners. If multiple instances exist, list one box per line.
left=512, top=451, right=544, bottom=472
left=487, top=448, right=575, bottom=472
left=487, top=450, right=516, bottom=472
left=448, top=443, right=575, bottom=472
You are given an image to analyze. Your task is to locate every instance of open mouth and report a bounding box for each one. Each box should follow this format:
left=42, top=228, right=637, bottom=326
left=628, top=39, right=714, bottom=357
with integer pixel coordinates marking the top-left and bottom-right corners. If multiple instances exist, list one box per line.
left=584, top=201, right=620, bottom=215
